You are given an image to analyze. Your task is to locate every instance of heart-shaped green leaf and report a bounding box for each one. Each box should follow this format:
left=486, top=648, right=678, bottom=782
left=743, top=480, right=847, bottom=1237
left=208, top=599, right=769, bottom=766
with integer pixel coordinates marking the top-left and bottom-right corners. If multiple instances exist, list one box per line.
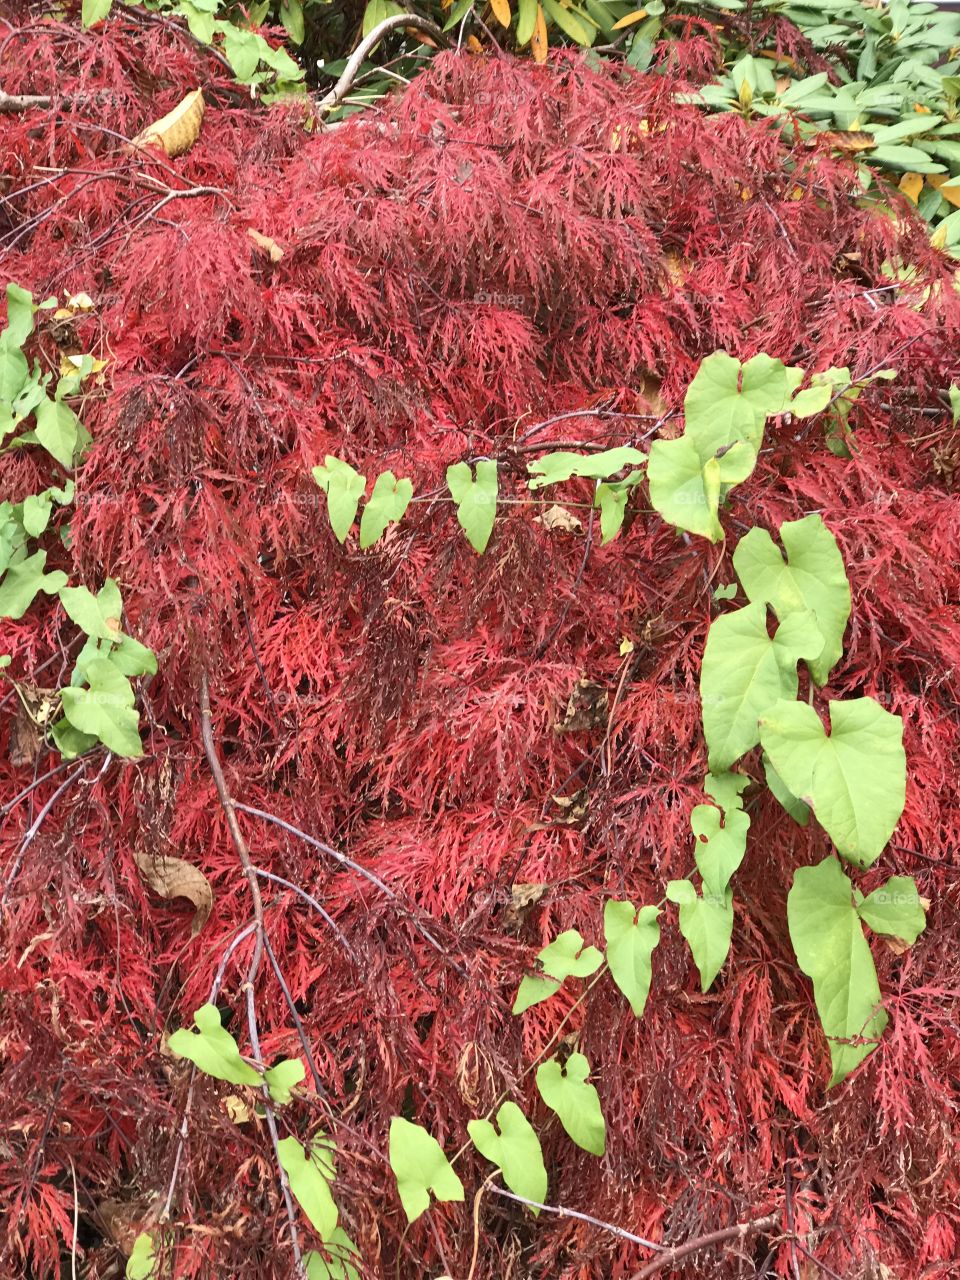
left=359, top=470, right=413, bottom=549
left=447, top=460, right=498, bottom=553
left=313, top=457, right=366, bottom=543
left=167, top=1003, right=261, bottom=1087
left=277, top=1136, right=339, bottom=1239
left=468, top=1102, right=547, bottom=1207
left=666, top=878, right=733, bottom=991
left=602, top=900, right=660, bottom=1017
left=388, top=1117, right=464, bottom=1223
left=535, top=1053, right=605, bottom=1155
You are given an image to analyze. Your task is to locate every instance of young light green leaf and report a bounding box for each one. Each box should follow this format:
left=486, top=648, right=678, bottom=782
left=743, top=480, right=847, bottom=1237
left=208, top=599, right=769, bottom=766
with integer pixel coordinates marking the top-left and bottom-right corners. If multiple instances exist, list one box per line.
left=763, top=752, right=809, bottom=826
left=61, top=657, right=143, bottom=756
left=690, top=803, right=750, bottom=899
left=447, top=459, right=498, bottom=553
left=602, top=900, right=660, bottom=1017
left=702, top=770, right=749, bottom=811
left=788, top=856, right=887, bottom=1086
left=277, top=1136, right=339, bottom=1239
left=105, top=632, right=158, bottom=678
left=82, top=0, right=114, bottom=23
left=5, top=284, right=35, bottom=347
left=527, top=447, right=646, bottom=489
left=512, top=929, right=604, bottom=1014
left=535, top=1053, right=605, bottom=1155
left=313, top=457, right=366, bottom=543
left=358, top=470, right=413, bottom=549
left=759, top=697, right=905, bottom=867
left=281, top=0, right=306, bottom=41
left=59, top=578, right=123, bottom=639
left=713, top=582, right=738, bottom=602
left=647, top=434, right=757, bottom=542
left=126, top=1231, right=158, bottom=1280
left=34, top=396, right=80, bottom=467
left=0, top=334, right=29, bottom=404
left=666, top=878, right=733, bottom=991
left=50, top=717, right=98, bottom=759
left=305, top=1230, right=362, bottom=1280
left=264, top=1057, right=306, bottom=1105
left=856, top=876, right=927, bottom=945
left=21, top=493, right=53, bottom=538
left=700, top=602, right=824, bottom=772
left=594, top=472, right=644, bottom=543
left=950, top=384, right=960, bottom=427
left=167, top=1004, right=261, bottom=1086
left=0, top=551, right=68, bottom=620
left=683, top=351, right=794, bottom=455
left=733, top=514, right=851, bottom=686
left=388, top=1117, right=464, bottom=1223
left=468, top=1102, right=548, bottom=1208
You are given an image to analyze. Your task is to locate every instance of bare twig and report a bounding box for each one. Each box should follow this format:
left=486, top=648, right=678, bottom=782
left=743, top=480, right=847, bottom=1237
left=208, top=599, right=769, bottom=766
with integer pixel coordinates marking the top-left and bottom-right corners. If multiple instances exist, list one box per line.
left=490, top=1185, right=666, bottom=1252
left=0, top=89, right=51, bottom=112
left=1, top=762, right=87, bottom=908
left=627, top=1214, right=778, bottom=1279
left=254, top=867, right=357, bottom=962
left=317, top=15, right=449, bottom=116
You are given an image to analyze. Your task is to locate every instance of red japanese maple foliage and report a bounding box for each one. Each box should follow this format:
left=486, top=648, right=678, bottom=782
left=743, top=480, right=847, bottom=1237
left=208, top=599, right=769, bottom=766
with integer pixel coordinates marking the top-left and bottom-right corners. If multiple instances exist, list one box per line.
left=1, top=11, right=960, bottom=1280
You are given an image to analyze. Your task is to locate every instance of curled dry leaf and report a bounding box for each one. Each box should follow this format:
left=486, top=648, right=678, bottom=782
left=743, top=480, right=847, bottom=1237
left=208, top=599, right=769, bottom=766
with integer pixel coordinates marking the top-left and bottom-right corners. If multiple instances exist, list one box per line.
left=247, top=228, right=284, bottom=262
left=134, top=849, right=213, bottom=936
left=132, top=88, right=205, bottom=159
left=535, top=504, right=583, bottom=534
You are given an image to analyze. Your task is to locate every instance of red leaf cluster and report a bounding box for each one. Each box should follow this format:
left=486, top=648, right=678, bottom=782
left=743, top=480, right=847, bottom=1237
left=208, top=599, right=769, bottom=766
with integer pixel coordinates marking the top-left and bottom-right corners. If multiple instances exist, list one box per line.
left=1, top=15, right=959, bottom=1279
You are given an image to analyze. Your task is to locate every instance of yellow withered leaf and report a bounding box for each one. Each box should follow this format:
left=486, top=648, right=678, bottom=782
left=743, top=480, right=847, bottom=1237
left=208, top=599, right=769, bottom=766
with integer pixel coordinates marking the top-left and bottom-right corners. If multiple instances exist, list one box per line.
left=132, top=88, right=205, bottom=159
left=531, top=3, right=548, bottom=62
left=929, top=173, right=960, bottom=208
left=899, top=172, right=923, bottom=204
left=819, top=129, right=876, bottom=153
left=612, top=8, right=647, bottom=28
left=247, top=228, right=284, bottom=262
left=135, top=849, right=213, bottom=936
left=489, top=0, right=512, bottom=28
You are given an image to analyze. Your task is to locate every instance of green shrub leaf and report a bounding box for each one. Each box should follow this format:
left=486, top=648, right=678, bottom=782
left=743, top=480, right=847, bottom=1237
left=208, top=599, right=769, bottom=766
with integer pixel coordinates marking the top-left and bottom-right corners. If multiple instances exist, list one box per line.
left=602, top=900, right=660, bottom=1016
left=666, top=878, right=733, bottom=991
left=856, top=876, right=927, bottom=945
left=359, top=470, right=413, bottom=549
left=388, top=1117, right=464, bottom=1223
left=446, top=459, right=498, bottom=553
left=167, top=1004, right=262, bottom=1087
left=527, top=446, right=646, bottom=489
left=313, top=457, right=367, bottom=543
left=787, top=856, right=887, bottom=1086
left=277, top=1135, right=340, bottom=1239
left=535, top=1053, right=605, bottom=1155
left=759, top=697, right=905, bottom=867
left=468, top=1101, right=547, bottom=1207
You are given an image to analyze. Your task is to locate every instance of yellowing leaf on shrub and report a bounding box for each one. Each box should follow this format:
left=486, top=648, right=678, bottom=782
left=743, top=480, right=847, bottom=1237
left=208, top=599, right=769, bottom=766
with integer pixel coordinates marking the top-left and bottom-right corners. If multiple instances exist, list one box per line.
left=489, top=0, right=512, bottom=28
left=531, top=4, right=548, bottom=62
left=612, top=8, right=647, bottom=28
left=132, top=89, right=205, bottom=159
left=898, top=172, right=923, bottom=204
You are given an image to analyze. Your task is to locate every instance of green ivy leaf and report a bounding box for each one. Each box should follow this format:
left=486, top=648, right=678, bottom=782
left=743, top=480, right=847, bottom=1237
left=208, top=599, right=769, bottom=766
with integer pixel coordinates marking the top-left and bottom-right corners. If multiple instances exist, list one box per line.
left=0, top=550, right=68, bottom=620
left=527, top=447, right=646, bottom=489
left=277, top=1136, right=339, bottom=1239
left=468, top=1101, right=548, bottom=1208
left=700, top=602, right=824, bottom=771
left=304, top=1230, right=362, bottom=1280
left=167, top=1004, right=262, bottom=1087
left=21, top=493, right=53, bottom=538
left=702, top=770, right=749, bottom=811
left=602, top=900, right=660, bottom=1017
left=34, top=396, right=80, bottom=467
left=388, top=1117, right=464, bottom=1223
left=666, top=878, right=733, bottom=991
left=280, top=0, right=306, bottom=42
left=264, top=1057, right=306, bottom=1105
left=358, top=471, right=413, bottom=549
left=856, top=876, right=927, bottom=944
left=61, top=658, right=143, bottom=756
left=105, top=632, right=158, bottom=678
left=683, top=351, right=794, bottom=455
left=59, top=578, right=123, bottom=639
left=535, top=1053, right=605, bottom=1155
left=732, top=515, right=851, bottom=686
left=447, top=460, right=498, bottom=553
left=647, top=434, right=757, bottom=542
left=759, top=697, right=905, bottom=868
left=313, top=457, right=366, bottom=544
left=787, top=856, right=887, bottom=1086
left=5, top=284, right=35, bottom=347
left=512, top=929, right=604, bottom=1014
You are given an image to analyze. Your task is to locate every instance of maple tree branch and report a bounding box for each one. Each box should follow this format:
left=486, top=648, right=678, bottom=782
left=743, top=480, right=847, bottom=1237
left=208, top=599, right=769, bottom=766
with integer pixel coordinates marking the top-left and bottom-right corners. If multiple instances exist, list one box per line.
left=317, top=14, right=450, bottom=116
left=626, top=1214, right=778, bottom=1279
left=0, top=88, right=51, bottom=112
left=490, top=1186, right=666, bottom=1252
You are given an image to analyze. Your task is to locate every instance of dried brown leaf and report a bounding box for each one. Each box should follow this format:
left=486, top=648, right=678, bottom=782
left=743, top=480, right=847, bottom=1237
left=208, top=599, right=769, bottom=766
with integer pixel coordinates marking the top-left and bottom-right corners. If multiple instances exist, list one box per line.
left=135, top=850, right=213, bottom=936
left=132, top=88, right=205, bottom=159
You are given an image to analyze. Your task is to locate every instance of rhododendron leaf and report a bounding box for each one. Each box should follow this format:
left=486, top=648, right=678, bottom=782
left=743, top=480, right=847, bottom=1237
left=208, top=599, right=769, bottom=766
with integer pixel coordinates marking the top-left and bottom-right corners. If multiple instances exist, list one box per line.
left=388, top=1117, right=464, bottom=1222
left=167, top=1004, right=261, bottom=1086
left=759, top=698, right=905, bottom=867
left=733, top=515, right=851, bottom=685
left=359, top=471, right=413, bottom=549
left=602, top=900, right=660, bottom=1017
left=59, top=579, right=123, bottom=639
left=0, top=551, right=68, bottom=619
left=683, top=351, right=794, bottom=455
left=513, top=929, right=603, bottom=1013
left=528, top=447, right=645, bottom=489
left=535, top=1053, right=605, bottom=1154
left=468, top=1102, right=547, bottom=1207
left=700, top=602, right=824, bottom=771
left=34, top=396, right=80, bottom=467
left=264, top=1057, right=306, bottom=1105
left=647, top=435, right=757, bottom=542
left=787, top=857, right=887, bottom=1086
left=313, top=457, right=366, bottom=543
left=690, top=803, right=750, bottom=899
left=277, top=1136, right=339, bottom=1238
left=516, top=0, right=538, bottom=42
left=666, top=878, right=733, bottom=991
left=5, top=284, right=34, bottom=347
left=763, top=753, right=809, bottom=825
left=855, top=876, right=927, bottom=944
left=305, top=1231, right=362, bottom=1280
left=541, top=0, right=595, bottom=44
left=447, top=459, right=498, bottom=553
